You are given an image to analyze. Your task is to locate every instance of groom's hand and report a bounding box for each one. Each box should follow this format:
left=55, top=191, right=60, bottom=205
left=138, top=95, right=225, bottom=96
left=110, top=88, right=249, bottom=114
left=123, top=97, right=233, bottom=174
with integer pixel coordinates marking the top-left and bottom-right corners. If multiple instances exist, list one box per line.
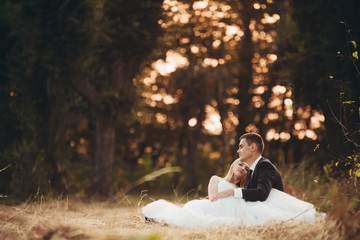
left=210, top=189, right=234, bottom=201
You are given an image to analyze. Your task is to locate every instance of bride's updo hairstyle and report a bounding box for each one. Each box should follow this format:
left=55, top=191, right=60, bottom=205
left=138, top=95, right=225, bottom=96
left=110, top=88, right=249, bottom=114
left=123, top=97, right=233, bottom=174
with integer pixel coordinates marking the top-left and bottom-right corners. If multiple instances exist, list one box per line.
left=240, top=132, right=264, bottom=154
left=223, top=158, right=246, bottom=187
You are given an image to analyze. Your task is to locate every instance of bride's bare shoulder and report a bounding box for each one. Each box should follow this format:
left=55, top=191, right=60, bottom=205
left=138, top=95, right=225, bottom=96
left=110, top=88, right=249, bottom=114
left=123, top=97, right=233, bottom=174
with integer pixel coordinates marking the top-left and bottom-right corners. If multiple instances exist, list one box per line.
left=209, top=175, right=223, bottom=181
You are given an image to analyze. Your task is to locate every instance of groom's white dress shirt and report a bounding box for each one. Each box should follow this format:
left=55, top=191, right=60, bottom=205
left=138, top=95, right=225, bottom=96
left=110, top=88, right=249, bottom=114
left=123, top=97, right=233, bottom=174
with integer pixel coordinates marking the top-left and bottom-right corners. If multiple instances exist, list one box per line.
left=234, top=155, right=262, bottom=198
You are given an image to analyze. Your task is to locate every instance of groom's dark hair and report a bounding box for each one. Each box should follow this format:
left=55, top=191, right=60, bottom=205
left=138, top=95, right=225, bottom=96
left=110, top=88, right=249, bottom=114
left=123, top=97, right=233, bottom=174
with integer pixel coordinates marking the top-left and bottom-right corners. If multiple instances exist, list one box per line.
left=240, top=132, right=264, bottom=153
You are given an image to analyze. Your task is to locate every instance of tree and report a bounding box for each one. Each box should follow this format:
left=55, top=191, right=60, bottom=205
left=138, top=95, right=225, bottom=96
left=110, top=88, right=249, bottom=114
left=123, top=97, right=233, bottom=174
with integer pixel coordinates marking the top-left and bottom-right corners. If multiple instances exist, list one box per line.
left=1, top=0, right=164, bottom=198
left=138, top=0, right=251, bottom=188
left=68, top=0, right=164, bottom=198
left=138, top=0, right=287, bottom=188
left=274, top=0, right=360, bottom=165
left=1, top=0, right=93, bottom=197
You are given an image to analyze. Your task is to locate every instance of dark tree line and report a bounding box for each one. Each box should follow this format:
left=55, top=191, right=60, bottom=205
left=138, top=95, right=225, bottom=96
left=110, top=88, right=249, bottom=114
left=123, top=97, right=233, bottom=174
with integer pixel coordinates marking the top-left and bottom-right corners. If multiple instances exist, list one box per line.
left=0, top=0, right=164, bottom=199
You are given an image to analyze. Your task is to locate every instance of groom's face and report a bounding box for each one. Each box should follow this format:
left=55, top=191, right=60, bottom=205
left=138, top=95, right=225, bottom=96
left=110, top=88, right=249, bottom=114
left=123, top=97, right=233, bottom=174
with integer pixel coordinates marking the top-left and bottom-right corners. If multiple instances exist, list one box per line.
left=237, top=138, right=253, bottom=162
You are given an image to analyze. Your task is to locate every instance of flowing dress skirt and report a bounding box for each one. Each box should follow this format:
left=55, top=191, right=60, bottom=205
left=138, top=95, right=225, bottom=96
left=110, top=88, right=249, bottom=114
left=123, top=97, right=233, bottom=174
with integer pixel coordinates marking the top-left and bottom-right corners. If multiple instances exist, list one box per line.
left=142, top=181, right=325, bottom=228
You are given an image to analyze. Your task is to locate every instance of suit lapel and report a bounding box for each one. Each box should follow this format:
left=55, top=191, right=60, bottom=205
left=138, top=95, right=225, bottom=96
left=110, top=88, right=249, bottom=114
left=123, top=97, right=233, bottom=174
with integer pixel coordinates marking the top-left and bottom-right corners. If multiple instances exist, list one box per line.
left=253, top=157, right=263, bottom=171
left=247, top=157, right=264, bottom=188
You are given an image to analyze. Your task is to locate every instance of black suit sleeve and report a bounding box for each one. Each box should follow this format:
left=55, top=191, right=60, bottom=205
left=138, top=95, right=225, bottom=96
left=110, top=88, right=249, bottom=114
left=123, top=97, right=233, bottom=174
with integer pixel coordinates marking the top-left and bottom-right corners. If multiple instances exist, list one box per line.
left=242, top=162, right=277, bottom=201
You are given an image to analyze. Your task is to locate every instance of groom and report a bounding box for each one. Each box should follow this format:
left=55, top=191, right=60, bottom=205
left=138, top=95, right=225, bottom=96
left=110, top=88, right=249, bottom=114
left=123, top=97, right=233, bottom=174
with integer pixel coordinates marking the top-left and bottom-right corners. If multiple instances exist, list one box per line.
left=211, top=132, right=284, bottom=202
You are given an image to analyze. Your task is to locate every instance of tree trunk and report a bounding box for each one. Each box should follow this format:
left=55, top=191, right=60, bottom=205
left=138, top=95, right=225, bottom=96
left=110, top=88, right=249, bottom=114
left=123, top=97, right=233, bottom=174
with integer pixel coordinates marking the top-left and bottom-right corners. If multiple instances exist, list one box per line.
left=71, top=57, right=137, bottom=199
left=186, top=125, right=199, bottom=189
left=215, top=121, right=230, bottom=175
left=173, top=128, right=185, bottom=188
left=91, top=111, right=115, bottom=198
left=215, top=74, right=230, bottom=175
left=235, top=1, right=255, bottom=150
left=45, top=74, right=67, bottom=193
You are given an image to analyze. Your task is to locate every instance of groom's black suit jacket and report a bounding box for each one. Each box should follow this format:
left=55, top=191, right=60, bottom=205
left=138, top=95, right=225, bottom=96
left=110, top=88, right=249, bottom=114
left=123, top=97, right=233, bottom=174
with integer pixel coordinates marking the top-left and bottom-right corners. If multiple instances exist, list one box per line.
left=242, top=157, right=284, bottom=202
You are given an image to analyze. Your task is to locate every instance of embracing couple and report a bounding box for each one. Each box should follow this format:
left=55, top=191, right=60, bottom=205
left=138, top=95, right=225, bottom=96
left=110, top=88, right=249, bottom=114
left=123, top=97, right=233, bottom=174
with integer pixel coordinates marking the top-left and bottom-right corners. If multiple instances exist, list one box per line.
left=208, top=132, right=283, bottom=202
left=142, top=132, right=324, bottom=227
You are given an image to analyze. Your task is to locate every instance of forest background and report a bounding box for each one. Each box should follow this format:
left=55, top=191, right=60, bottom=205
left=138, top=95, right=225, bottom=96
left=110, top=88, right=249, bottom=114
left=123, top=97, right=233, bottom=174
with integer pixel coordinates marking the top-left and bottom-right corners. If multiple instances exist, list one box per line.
left=0, top=0, right=359, bottom=233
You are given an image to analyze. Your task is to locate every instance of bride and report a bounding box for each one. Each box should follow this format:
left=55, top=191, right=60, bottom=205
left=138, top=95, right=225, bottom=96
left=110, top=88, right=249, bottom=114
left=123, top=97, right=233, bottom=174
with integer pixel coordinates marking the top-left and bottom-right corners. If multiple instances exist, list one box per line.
left=142, top=158, right=325, bottom=228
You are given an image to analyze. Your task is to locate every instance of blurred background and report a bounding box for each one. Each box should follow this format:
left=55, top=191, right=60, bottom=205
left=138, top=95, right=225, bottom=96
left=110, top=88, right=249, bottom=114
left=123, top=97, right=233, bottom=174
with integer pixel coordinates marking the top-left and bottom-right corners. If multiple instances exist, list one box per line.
left=0, top=0, right=359, bottom=203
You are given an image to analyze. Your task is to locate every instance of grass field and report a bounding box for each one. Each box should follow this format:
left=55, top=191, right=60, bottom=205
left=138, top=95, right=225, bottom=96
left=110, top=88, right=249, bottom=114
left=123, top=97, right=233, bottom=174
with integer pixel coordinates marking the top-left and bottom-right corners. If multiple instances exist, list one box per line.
left=0, top=194, right=347, bottom=240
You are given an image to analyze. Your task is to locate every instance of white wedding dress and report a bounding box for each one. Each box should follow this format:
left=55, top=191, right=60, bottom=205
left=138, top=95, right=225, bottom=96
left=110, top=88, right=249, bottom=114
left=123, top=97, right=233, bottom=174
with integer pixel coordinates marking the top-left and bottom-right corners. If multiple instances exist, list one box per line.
left=142, top=180, right=325, bottom=228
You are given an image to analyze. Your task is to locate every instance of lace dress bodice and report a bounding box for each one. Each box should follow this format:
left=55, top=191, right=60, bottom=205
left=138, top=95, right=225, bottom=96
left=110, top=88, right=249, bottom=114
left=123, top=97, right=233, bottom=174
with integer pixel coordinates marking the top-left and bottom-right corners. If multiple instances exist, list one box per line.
left=217, top=180, right=236, bottom=192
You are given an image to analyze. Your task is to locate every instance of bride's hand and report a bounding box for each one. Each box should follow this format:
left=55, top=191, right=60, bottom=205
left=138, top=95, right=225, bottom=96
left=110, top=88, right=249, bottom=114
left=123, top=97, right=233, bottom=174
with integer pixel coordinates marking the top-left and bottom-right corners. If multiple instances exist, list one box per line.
left=210, top=189, right=234, bottom=201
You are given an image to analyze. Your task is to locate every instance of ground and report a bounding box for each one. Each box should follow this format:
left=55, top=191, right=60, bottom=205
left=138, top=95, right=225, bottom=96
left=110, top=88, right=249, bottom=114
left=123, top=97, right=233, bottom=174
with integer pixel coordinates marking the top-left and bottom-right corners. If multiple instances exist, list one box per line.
left=0, top=195, right=344, bottom=240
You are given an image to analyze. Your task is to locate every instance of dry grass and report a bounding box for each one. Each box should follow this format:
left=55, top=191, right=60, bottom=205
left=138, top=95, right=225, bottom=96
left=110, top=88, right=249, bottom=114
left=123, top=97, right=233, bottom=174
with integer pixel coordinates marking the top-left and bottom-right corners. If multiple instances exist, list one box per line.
left=0, top=195, right=347, bottom=240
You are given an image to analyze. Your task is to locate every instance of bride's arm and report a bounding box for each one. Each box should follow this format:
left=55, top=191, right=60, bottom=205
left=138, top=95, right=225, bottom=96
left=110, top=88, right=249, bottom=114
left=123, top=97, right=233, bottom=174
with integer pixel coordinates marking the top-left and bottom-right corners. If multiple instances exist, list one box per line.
left=208, top=175, right=221, bottom=199
left=210, top=188, right=238, bottom=201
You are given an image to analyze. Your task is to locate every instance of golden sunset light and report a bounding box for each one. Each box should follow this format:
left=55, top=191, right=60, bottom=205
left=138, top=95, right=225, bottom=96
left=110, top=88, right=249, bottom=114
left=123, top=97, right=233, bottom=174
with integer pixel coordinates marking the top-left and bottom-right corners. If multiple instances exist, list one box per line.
left=155, top=112, right=167, bottom=124
left=310, top=110, right=325, bottom=129
left=153, top=50, right=189, bottom=76
left=140, top=0, right=328, bottom=144
left=203, top=105, right=222, bottom=135
left=261, top=13, right=280, bottom=24
left=272, top=85, right=287, bottom=94
left=253, top=3, right=261, bottom=10
left=193, top=1, right=208, bottom=10
left=188, top=117, right=198, bottom=127
left=203, top=58, right=219, bottom=67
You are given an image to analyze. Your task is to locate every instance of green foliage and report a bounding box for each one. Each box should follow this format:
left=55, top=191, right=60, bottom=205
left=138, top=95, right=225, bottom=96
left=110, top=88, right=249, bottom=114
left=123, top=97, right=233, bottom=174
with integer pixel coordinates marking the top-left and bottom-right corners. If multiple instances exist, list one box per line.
left=326, top=24, right=360, bottom=189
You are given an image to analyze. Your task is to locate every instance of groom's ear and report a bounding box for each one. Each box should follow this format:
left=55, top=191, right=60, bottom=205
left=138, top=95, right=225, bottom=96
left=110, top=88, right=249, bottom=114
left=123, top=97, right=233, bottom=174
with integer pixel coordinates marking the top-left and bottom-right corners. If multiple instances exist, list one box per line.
left=250, top=143, right=256, bottom=152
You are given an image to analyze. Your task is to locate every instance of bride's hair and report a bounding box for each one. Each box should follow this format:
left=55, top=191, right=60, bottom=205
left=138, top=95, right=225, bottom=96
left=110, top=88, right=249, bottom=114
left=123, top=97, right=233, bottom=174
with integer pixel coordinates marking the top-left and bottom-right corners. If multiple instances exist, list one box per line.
left=223, top=158, right=246, bottom=187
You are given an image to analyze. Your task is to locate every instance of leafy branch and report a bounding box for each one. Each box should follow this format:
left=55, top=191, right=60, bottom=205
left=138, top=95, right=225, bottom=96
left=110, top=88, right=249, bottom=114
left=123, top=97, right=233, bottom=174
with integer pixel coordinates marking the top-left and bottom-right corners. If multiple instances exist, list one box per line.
left=323, top=22, right=360, bottom=188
